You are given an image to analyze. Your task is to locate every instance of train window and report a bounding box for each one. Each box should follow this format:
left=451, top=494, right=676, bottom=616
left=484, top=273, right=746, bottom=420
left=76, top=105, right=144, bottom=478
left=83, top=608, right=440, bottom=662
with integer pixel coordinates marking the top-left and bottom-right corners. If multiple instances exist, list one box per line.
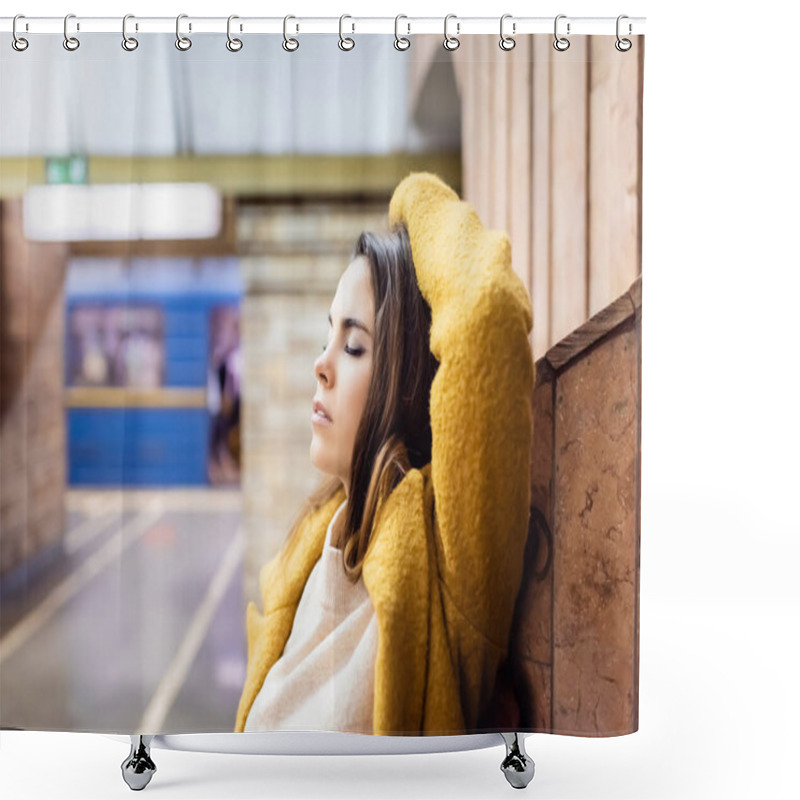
left=66, top=305, right=164, bottom=388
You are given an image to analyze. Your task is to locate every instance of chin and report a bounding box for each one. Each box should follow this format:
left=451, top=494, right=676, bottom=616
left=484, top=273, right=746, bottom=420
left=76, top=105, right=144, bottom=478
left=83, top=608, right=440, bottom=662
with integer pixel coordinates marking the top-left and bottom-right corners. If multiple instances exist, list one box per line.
left=309, top=438, right=331, bottom=475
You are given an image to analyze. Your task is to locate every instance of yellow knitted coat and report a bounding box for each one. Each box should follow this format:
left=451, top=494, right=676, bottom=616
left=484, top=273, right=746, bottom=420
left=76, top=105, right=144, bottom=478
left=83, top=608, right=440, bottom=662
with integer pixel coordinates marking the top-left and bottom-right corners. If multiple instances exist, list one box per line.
left=235, top=172, right=534, bottom=735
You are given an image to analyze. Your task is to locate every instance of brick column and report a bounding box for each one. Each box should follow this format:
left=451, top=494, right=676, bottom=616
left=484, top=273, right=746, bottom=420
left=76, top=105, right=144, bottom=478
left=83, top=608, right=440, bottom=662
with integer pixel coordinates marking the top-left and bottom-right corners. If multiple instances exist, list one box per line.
left=0, top=198, right=68, bottom=583
left=237, top=201, right=388, bottom=605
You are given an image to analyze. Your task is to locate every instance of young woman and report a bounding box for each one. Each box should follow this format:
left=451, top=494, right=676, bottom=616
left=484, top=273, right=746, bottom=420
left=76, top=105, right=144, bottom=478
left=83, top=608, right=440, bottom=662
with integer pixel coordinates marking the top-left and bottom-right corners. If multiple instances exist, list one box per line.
left=235, top=172, right=534, bottom=736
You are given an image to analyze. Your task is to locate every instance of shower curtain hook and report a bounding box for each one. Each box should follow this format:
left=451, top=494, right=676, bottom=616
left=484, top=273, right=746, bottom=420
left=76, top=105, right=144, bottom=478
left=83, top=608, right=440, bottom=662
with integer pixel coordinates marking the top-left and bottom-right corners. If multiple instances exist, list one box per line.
left=615, top=15, right=632, bottom=52
left=63, top=13, right=80, bottom=51
left=553, top=14, right=570, bottom=51
left=283, top=15, right=299, bottom=52
left=226, top=15, right=243, bottom=52
left=499, top=14, right=516, bottom=51
left=339, top=15, right=355, bottom=51
left=394, top=14, right=411, bottom=51
left=443, top=14, right=460, bottom=51
left=175, top=14, right=192, bottom=51
left=122, top=14, right=139, bottom=51
left=12, top=15, right=29, bottom=52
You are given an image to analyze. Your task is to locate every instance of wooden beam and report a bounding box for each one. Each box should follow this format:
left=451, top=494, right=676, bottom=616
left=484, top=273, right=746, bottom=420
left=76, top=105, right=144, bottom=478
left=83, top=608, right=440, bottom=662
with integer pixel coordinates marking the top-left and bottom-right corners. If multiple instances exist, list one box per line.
left=508, top=36, right=533, bottom=304
left=545, top=274, right=641, bottom=372
left=531, top=35, right=551, bottom=361
left=589, top=37, right=642, bottom=316
left=550, top=36, right=589, bottom=346
left=0, top=153, right=462, bottom=199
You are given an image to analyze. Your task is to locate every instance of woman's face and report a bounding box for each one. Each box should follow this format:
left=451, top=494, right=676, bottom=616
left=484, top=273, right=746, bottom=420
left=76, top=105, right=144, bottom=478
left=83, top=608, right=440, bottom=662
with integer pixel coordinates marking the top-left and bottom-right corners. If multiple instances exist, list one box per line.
left=310, top=255, right=375, bottom=497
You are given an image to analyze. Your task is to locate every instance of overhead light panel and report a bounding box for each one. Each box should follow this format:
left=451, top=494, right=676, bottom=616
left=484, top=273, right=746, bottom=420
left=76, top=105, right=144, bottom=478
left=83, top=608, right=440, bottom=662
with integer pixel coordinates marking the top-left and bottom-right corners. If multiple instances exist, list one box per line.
left=23, top=183, right=222, bottom=241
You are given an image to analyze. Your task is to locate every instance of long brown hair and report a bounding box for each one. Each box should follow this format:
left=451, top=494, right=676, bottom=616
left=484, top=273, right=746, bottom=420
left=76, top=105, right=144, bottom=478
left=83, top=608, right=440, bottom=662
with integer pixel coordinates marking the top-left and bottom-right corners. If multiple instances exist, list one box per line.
left=283, top=221, right=439, bottom=583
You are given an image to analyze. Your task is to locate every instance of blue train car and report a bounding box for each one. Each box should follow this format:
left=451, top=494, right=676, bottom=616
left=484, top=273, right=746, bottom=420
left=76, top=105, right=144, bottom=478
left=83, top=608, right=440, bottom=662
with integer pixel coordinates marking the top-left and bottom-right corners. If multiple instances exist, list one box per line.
left=65, top=257, right=242, bottom=487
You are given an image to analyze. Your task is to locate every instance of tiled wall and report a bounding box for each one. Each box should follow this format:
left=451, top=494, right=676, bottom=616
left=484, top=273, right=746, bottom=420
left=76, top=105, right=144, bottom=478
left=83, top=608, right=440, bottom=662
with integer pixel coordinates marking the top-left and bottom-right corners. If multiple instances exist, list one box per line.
left=0, top=199, right=68, bottom=582
left=238, top=201, right=389, bottom=605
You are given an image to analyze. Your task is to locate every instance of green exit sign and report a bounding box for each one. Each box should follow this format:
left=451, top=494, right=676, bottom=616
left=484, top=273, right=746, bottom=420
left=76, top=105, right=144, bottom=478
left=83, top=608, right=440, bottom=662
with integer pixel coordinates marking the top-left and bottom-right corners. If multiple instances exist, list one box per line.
left=46, top=156, right=88, bottom=185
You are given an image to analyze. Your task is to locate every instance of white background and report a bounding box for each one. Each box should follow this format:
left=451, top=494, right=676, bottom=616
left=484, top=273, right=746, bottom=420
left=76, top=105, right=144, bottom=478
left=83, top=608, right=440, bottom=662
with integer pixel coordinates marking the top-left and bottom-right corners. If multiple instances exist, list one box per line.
left=2, top=1, right=798, bottom=798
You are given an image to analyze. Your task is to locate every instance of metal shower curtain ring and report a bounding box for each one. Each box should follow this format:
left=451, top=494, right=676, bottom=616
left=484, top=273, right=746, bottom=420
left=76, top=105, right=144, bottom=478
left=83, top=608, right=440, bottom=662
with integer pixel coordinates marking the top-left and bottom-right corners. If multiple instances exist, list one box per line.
left=616, top=14, right=633, bottom=51
left=175, top=13, right=192, bottom=51
left=283, top=15, right=299, bottom=51
left=339, top=14, right=355, bottom=50
left=500, top=14, right=516, bottom=51
left=12, top=14, right=29, bottom=51
left=63, top=13, right=80, bottom=51
left=553, top=14, right=570, bottom=51
left=227, top=15, right=243, bottom=52
left=394, top=14, right=411, bottom=51
left=443, top=14, right=460, bottom=51
left=122, top=14, right=138, bottom=51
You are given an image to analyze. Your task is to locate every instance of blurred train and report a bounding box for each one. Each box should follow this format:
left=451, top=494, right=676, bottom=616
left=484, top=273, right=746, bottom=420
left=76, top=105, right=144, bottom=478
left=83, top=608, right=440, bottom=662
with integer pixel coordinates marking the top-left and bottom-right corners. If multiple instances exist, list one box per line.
left=64, top=257, right=242, bottom=487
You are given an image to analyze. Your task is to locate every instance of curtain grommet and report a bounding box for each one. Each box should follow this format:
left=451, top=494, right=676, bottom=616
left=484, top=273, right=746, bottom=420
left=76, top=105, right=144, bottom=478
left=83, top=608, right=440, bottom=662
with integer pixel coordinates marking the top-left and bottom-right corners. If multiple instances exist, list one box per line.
left=226, top=15, right=243, bottom=52
left=443, top=14, right=460, bottom=51
left=175, top=14, right=192, bottom=51
left=12, top=14, right=29, bottom=51
left=283, top=15, right=299, bottom=52
left=122, top=14, right=138, bottom=51
left=615, top=15, right=632, bottom=52
left=394, top=14, right=411, bottom=51
left=553, top=14, right=570, bottom=51
left=339, top=14, right=355, bottom=51
left=63, top=13, right=80, bottom=51
left=499, top=14, right=516, bottom=51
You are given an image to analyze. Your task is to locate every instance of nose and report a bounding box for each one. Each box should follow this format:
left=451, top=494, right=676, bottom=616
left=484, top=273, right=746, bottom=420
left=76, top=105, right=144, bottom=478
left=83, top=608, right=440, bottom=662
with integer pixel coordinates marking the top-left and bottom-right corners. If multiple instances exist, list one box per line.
left=315, top=347, right=331, bottom=385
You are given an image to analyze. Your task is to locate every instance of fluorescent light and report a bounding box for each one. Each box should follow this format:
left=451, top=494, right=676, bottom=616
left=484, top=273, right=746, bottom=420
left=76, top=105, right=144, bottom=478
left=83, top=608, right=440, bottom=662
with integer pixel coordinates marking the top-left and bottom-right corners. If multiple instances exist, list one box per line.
left=23, top=183, right=222, bottom=241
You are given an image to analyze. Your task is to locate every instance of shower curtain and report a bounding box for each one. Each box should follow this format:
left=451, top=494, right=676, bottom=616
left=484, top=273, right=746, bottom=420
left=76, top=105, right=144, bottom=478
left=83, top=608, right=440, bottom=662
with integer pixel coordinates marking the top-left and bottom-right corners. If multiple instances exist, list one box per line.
left=0, top=23, right=643, bottom=739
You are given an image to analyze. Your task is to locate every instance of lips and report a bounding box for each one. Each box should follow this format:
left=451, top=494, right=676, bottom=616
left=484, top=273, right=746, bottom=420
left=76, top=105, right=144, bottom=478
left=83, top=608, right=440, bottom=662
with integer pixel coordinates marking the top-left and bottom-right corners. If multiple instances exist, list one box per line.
left=312, top=398, right=332, bottom=422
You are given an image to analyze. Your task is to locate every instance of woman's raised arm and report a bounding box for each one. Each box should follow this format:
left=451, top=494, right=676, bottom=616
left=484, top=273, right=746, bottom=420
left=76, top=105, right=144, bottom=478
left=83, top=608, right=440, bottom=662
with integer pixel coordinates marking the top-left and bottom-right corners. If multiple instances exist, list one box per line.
left=388, top=172, right=534, bottom=646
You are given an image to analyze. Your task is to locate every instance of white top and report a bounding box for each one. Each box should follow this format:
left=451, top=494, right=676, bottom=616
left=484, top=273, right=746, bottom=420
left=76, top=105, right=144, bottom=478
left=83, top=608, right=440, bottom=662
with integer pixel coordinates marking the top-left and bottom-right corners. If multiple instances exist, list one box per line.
left=244, top=500, right=378, bottom=734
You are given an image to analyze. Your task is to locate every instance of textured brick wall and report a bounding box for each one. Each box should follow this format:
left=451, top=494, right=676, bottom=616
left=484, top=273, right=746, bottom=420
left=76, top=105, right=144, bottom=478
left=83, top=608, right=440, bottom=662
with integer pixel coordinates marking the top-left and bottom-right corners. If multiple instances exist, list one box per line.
left=0, top=199, right=68, bottom=581
left=237, top=201, right=388, bottom=606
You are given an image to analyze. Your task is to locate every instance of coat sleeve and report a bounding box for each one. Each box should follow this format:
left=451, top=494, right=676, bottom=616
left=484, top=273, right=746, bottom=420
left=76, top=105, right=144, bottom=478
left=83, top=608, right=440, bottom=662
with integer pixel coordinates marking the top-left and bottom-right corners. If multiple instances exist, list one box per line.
left=388, top=172, right=534, bottom=647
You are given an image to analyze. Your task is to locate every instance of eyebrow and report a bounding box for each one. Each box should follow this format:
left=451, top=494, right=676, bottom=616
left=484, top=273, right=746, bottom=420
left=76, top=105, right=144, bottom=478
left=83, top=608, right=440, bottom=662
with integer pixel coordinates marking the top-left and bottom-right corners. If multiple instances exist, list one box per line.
left=328, top=312, right=372, bottom=337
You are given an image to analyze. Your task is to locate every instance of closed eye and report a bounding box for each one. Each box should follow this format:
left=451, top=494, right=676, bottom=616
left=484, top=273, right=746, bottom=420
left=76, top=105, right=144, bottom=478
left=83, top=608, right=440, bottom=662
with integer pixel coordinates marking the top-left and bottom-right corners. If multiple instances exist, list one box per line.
left=321, top=343, right=364, bottom=356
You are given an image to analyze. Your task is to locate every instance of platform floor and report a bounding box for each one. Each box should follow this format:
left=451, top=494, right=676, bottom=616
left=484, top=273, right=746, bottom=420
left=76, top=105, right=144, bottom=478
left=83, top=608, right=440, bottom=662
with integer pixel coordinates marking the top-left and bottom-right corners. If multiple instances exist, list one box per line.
left=0, top=488, right=247, bottom=734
